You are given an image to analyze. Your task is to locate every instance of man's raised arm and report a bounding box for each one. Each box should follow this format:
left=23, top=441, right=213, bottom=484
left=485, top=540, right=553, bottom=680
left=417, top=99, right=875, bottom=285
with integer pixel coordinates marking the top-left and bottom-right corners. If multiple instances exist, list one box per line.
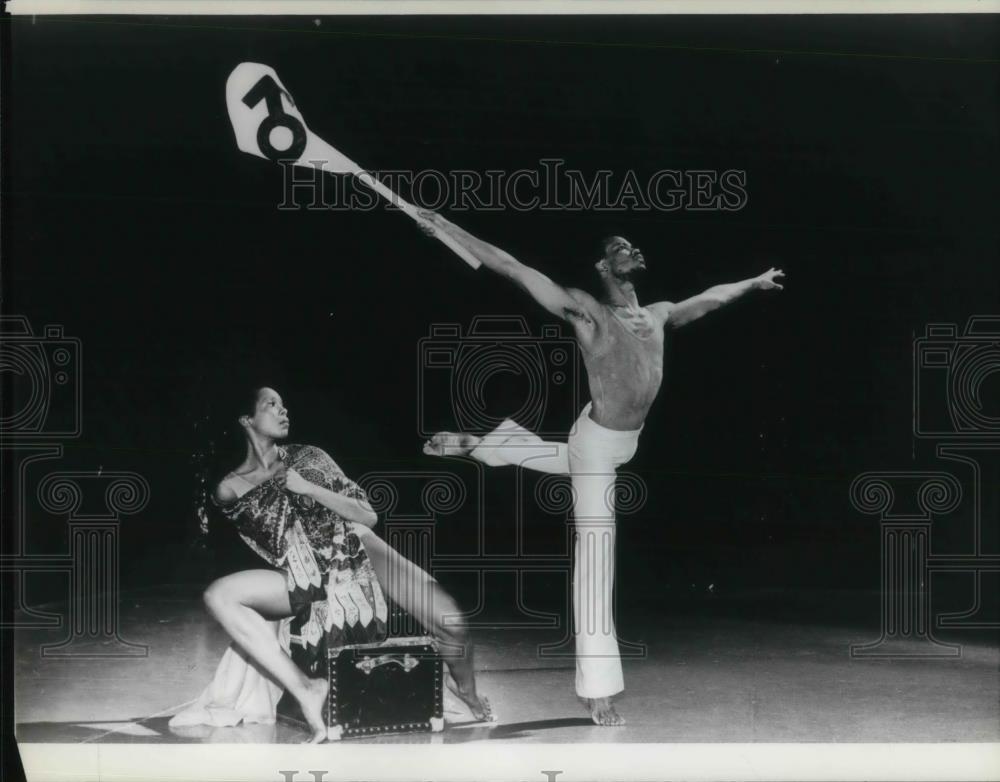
left=649, top=268, right=785, bottom=328
left=419, top=211, right=595, bottom=324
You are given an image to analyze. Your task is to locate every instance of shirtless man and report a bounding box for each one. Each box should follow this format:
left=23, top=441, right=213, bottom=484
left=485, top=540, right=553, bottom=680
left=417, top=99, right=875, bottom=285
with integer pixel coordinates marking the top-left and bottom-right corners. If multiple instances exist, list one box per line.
left=419, top=211, right=784, bottom=726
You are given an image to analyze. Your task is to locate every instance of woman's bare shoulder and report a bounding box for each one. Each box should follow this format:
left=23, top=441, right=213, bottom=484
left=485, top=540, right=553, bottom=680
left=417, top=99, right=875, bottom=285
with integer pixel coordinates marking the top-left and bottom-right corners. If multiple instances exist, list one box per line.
left=213, top=475, right=240, bottom=505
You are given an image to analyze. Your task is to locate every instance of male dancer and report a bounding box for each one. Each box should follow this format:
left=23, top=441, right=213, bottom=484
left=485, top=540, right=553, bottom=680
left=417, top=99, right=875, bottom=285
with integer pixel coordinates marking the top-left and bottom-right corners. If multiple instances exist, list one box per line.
left=419, top=212, right=784, bottom=726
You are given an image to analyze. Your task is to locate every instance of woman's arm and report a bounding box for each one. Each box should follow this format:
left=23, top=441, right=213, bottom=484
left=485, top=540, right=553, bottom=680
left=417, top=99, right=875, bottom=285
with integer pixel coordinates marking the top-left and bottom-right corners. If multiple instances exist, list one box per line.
left=284, top=468, right=378, bottom=529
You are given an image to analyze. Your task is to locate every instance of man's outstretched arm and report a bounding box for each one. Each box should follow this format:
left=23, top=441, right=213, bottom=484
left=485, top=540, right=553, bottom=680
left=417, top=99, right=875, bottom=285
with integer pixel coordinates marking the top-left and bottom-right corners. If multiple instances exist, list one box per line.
left=649, top=268, right=785, bottom=328
left=419, top=211, right=596, bottom=324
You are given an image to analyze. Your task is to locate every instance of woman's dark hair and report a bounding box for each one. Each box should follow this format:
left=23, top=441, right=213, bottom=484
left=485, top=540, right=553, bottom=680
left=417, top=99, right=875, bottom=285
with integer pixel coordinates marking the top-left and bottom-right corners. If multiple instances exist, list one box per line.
left=192, top=384, right=270, bottom=536
left=243, top=386, right=265, bottom=418
left=185, top=383, right=283, bottom=578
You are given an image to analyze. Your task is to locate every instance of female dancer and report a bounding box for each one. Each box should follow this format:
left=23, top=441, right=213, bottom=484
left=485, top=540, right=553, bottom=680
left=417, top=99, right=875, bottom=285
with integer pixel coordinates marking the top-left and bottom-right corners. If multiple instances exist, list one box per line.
left=173, top=386, right=493, bottom=743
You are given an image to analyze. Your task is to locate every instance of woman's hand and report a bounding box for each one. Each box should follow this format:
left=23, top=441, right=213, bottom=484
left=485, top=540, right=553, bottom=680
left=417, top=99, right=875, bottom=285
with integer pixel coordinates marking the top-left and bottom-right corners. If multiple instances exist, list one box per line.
left=281, top=467, right=314, bottom=496
left=281, top=467, right=378, bottom=528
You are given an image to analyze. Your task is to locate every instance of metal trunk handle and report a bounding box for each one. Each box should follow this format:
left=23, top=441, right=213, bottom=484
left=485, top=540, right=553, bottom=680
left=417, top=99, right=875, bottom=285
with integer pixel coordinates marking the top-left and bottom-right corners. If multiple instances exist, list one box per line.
left=355, top=653, right=420, bottom=675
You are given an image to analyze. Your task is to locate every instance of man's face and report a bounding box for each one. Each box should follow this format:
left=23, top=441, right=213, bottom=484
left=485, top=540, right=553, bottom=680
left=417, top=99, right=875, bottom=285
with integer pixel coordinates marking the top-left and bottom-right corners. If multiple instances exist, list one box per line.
left=602, top=236, right=646, bottom=278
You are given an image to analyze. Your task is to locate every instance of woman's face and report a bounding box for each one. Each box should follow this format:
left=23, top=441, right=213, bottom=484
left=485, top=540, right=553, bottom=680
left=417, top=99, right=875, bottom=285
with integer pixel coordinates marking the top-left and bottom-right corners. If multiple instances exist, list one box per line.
left=244, top=387, right=290, bottom=440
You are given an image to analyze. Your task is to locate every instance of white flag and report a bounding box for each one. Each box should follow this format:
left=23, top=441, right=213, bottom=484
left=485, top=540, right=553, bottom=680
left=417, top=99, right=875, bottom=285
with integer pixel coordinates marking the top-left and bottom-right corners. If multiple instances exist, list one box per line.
left=225, top=62, right=481, bottom=269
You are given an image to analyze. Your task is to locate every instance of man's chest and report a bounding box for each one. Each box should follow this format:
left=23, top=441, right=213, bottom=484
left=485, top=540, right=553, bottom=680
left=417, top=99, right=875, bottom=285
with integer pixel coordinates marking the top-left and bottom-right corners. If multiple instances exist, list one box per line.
left=609, top=306, right=661, bottom=342
left=585, top=307, right=665, bottom=376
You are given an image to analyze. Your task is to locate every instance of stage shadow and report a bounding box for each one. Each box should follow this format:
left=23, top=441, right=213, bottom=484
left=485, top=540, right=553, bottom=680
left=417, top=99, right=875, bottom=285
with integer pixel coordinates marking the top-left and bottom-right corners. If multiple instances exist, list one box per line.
left=299, top=717, right=597, bottom=744
left=443, top=717, right=594, bottom=742
left=14, top=715, right=302, bottom=744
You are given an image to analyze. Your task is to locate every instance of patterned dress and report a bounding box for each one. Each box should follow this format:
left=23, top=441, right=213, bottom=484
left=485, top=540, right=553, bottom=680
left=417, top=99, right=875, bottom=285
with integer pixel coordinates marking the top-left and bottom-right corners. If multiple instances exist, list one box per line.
left=216, top=443, right=388, bottom=675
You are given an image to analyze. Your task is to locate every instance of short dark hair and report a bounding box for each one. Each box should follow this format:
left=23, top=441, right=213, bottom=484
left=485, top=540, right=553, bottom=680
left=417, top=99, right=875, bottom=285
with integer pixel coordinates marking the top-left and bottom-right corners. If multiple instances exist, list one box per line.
left=599, top=236, right=620, bottom=258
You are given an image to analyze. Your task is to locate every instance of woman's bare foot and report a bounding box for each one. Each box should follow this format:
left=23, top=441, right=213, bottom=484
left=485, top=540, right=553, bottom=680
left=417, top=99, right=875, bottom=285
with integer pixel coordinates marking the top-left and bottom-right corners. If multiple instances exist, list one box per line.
left=445, top=675, right=497, bottom=723
left=299, top=677, right=330, bottom=743
left=423, top=432, right=481, bottom=458
left=586, top=697, right=625, bottom=727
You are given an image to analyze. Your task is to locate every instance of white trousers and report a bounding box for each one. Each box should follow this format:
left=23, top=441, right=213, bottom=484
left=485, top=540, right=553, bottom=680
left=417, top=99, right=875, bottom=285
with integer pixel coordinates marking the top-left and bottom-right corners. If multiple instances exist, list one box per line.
left=469, top=403, right=641, bottom=698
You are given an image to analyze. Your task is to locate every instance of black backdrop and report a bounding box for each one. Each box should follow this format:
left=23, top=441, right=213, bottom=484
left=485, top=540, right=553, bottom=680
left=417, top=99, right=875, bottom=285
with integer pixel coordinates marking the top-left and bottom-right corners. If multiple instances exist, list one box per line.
left=6, top=15, right=999, bottom=606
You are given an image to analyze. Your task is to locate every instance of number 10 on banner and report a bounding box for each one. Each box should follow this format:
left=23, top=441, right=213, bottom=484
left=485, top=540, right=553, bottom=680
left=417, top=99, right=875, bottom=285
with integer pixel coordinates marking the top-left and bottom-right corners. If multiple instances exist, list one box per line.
left=226, top=62, right=481, bottom=270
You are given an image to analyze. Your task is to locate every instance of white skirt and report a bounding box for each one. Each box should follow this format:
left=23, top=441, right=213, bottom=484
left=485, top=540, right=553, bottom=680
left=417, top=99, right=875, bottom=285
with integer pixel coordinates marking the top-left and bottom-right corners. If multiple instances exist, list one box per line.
left=168, top=620, right=291, bottom=728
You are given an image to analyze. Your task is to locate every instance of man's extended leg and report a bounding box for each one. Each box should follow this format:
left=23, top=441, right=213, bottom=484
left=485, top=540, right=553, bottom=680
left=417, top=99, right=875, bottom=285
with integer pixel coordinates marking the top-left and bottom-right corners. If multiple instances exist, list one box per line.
left=425, top=419, right=570, bottom=474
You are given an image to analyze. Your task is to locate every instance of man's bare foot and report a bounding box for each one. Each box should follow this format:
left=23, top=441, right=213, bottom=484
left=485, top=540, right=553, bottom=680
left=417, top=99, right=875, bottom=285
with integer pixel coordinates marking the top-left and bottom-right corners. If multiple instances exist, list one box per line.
left=299, top=677, right=330, bottom=744
left=423, top=432, right=481, bottom=458
left=445, top=675, right=498, bottom=723
left=586, top=697, right=625, bottom=727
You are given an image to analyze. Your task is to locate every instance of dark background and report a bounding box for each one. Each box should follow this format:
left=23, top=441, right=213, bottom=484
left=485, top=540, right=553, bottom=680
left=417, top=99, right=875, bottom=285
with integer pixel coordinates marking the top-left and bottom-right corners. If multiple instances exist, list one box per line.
left=5, top=15, right=999, bottom=615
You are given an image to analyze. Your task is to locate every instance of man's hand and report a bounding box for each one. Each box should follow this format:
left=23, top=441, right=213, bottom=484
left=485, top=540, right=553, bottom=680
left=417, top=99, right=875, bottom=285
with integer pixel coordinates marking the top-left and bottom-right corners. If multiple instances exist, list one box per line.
left=417, top=209, right=454, bottom=238
left=417, top=210, right=437, bottom=237
left=756, top=268, right=785, bottom=291
left=414, top=210, right=594, bottom=327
